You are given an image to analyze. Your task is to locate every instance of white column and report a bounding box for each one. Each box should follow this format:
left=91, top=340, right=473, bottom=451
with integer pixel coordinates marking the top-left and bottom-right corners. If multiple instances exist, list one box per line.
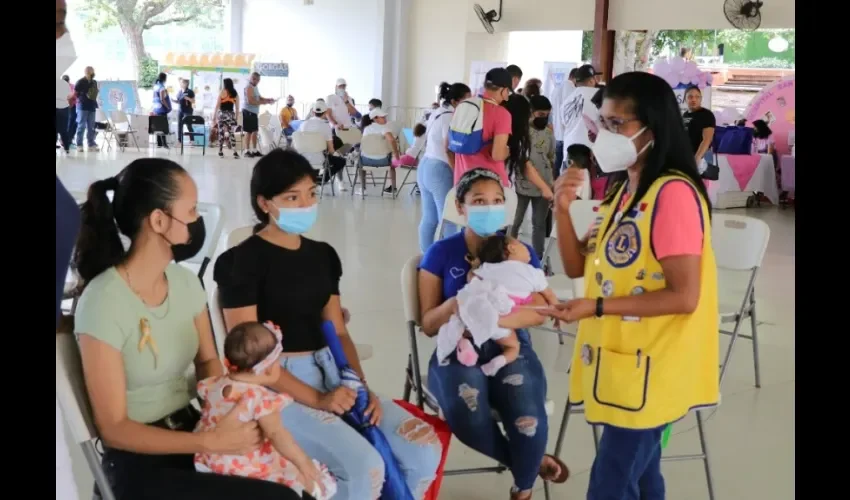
left=378, top=0, right=411, bottom=108
left=224, top=0, right=244, bottom=54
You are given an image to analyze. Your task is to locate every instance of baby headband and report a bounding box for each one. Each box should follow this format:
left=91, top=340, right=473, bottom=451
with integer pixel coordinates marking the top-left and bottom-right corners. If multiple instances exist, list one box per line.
left=224, top=322, right=283, bottom=374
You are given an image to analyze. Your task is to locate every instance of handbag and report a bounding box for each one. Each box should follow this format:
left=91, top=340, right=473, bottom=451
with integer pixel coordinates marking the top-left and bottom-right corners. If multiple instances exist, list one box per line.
left=393, top=400, right=452, bottom=500
left=700, top=150, right=719, bottom=181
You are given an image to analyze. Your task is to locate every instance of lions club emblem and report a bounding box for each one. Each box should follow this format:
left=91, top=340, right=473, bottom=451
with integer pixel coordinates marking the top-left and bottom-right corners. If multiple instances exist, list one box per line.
left=605, top=221, right=641, bottom=268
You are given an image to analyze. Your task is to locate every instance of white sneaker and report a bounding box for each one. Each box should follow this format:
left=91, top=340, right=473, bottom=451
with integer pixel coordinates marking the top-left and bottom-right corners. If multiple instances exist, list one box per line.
left=336, top=178, right=349, bottom=192
left=87, top=145, right=99, bottom=152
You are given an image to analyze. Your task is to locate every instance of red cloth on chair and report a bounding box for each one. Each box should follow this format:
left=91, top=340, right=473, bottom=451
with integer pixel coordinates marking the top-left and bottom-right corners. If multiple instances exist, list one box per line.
left=393, top=400, right=452, bottom=500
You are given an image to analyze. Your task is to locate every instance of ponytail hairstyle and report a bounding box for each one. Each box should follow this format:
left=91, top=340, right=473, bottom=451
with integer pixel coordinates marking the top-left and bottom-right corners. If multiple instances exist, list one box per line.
left=504, top=92, right=532, bottom=180
left=250, top=149, right=317, bottom=233
left=73, top=159, right=187, bottom=287
left=438, top=82, right=472, bottom=107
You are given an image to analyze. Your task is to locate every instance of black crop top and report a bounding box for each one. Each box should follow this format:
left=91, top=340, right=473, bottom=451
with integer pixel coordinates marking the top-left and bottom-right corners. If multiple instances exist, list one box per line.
left=213, top=235, right=342, bottom=353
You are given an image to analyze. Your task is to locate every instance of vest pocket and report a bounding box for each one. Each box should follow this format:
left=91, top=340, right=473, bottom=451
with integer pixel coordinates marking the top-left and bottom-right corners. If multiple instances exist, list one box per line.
left=591, top=347, right=650, bottom=412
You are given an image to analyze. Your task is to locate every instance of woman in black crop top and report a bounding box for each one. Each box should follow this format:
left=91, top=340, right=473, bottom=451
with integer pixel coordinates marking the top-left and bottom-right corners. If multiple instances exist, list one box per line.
left=215, top=78, right=240, bottom=158
left=213, top=150, right=441, bottom=499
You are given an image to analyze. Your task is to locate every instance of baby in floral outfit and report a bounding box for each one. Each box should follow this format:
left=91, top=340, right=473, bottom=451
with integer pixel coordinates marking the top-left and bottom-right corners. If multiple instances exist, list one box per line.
left=194, top=321, right=337, bottom=499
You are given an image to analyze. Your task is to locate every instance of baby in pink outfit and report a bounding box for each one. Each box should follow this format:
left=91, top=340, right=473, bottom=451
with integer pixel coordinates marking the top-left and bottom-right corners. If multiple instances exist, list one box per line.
left=194, top=322, right=337, bottom=499
left=458, top=236, right=560, bottom=375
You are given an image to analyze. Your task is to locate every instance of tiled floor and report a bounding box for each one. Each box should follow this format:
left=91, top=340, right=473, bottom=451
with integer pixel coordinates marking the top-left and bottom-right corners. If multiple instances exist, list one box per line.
left=57, top=147, right=795, bottom=500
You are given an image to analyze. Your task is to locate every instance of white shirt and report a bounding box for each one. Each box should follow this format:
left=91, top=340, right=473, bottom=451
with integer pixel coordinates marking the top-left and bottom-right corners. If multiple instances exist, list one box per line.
left=550, top=81, right=576, bottom=139
left=560, top=86, right=600, bottom=151
left=56, top=79, right=70, bottom=109
left=423, top=105, right=454, bottom=164
left=405, top=134, right=427, bottom=158
left=298, top=116, right=333, bottom=166
left=325, top=93, right=353, bottom=128
left=362, top=122, right=393, bottom=159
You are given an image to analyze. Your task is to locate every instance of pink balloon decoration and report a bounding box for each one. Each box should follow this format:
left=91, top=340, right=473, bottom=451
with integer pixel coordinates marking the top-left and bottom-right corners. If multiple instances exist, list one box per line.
left=669, top=57, right=686, bottom=74
left=706, top=73, right=714, bottom=85
left=664, top=74, right=680, bottom=89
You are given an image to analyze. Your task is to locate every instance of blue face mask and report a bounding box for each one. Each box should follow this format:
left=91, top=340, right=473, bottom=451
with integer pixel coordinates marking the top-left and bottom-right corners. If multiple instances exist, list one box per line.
left=465, top=204, right=506, bottom=236
left=272, top=204, right=318, bottom=235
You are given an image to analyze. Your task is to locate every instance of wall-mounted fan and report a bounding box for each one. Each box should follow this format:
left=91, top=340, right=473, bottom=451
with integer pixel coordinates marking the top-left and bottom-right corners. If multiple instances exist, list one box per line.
left=723, top=0, right=764, bottom=31
left=473, top=1, right=503, bottom=35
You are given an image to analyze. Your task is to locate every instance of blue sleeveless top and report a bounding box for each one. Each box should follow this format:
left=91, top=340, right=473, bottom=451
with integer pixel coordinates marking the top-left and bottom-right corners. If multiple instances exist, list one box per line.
left=153, top=82, right=171, bottom=115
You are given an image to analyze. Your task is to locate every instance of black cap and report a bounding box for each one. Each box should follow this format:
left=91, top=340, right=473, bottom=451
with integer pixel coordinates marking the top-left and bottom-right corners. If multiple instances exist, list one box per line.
left=575, top=64, right=602, bottom=82
left=484, top=67, right=513, bottom=90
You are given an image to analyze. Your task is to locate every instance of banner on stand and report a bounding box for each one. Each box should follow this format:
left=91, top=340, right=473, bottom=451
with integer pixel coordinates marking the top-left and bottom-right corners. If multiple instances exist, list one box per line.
left=469, top=61, right=506, bottom=95
left=96, top=80, right=140, bottom=114
left=254, top=62, right=289, bottom=77
left=542, top=62, right=578, bottom=97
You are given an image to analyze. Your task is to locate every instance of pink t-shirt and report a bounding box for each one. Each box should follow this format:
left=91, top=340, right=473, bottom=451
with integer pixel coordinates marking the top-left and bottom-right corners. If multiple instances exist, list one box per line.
left=588, top=181, right=704, bottom=259
left=454, top=100, right=512, bottom=186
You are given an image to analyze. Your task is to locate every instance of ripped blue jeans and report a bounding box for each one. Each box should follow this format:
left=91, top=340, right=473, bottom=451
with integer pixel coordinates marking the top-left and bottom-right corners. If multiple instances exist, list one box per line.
left=427, top=330, right=548, bottom=491
left=281, top=348, right=442, bottom=499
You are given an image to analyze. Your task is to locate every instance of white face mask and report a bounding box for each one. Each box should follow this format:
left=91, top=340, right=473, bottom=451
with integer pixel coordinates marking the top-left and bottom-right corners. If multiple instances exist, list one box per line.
left=56, top=32, right=77, bottom=80
left=591, top=127, right=653, bottom=173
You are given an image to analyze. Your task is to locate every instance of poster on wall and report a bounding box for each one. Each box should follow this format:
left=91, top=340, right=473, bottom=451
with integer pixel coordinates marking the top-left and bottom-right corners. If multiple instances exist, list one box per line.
left=194, top=71, right=221, bottom=111
left=163, top=68, right=192, bottom=95
left=743, top=76, right=795, bottom=156
left=96, top=80, right=140, bottom=114
left=673, top=84, right=712, bottom=112
left=542, top=62, right=578, bottom=97
left=469, top=61, right=506, bottom=95
left=221, top=71, right=248, bottom=94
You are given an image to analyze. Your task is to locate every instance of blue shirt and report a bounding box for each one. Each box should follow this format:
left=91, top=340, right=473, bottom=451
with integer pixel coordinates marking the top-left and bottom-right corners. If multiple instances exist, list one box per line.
left=74, top=78, right=99, bottom=112
left=419, top=230, right=541, bottom=302
left=153, top=82, right=171, bottom=115
left=56, top=176, right=80, bottom=326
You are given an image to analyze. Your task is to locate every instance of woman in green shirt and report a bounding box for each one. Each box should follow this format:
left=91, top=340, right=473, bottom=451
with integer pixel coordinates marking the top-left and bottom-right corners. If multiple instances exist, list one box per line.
left=72, top=158, right=302, bottom=500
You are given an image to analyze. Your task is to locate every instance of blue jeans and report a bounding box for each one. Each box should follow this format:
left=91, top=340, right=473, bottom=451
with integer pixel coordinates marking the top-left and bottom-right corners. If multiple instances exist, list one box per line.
left=588, top=425, right=665, bottom=500
left=68, top=105, right=77, bottom=139
left=75, top=109, right=97, bottom=147
left=417, top=157, right=456, bottom=253
left=281, top=348, right=441, bottom=499
left=361, top=154, right=391, bottom=167
left=427, top=331, right=549, bottom=491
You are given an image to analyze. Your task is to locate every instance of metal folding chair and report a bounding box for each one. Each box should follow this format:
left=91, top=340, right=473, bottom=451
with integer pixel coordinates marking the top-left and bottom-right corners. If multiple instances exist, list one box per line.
left=293, top=131, right=335, bottom=199
left=713, top=214, right=770, bottom=387
left=56, top=332, right=118, bottom=500
left=95, top=109, right=113, bottom=151
left=109, top=110, right=141, bottom=152
left=181, top=115, right=207, bottom=156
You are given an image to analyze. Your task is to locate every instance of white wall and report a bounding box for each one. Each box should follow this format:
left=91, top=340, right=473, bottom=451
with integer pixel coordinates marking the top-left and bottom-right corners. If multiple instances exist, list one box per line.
left=241, top=0, right=383, bottom=105
left=609, top=0, right=795, bottom=30
left=507, top=31, right=583, bottom=85
left=466, top=0, right=595, bottom=32
left=406, top=0, right=470, bottom=109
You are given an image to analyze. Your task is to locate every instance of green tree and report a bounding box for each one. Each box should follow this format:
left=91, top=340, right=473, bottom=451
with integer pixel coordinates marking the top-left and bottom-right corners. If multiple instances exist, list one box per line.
left=653, top=30, right=749, bottom=58
left=79, top=0, right=224, bottom=80
left=138, top=54, right=160, bottom=89
left=581, top=31, right=593, bottom=62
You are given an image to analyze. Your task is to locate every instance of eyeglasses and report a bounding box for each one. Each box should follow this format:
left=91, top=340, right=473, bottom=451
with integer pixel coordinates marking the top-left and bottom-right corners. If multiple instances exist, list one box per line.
left=600, top=116, right=638, bottom=134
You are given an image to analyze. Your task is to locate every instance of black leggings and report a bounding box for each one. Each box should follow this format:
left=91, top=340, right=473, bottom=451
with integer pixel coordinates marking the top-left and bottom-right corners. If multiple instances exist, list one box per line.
left=101, top=448, right=305, bottom=500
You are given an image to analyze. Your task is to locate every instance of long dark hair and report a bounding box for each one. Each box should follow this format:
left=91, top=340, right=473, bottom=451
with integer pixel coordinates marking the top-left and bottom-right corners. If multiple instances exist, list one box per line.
left=438, top=82, right=471, bottom=107
left=156, top=72, right=167, bottom=84
left=504, top=94, right=531, bottom=180
left=73, top=159, right=186, bottom=286
left=752, top=119, right=772, bottom=138
left=601, top=72, right=711, bottom=216
left=250, top=149, right=317, bottom=232
left=222, top=78, right=237, bottom=98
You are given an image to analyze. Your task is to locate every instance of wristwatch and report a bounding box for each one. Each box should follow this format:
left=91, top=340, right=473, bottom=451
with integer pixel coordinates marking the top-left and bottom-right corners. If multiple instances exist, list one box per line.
left=595, top=297, right=604, bottom=318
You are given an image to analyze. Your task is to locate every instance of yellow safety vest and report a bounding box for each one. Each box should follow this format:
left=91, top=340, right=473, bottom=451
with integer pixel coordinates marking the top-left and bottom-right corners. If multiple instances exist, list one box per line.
left=568, top=173, right=720, bottom=429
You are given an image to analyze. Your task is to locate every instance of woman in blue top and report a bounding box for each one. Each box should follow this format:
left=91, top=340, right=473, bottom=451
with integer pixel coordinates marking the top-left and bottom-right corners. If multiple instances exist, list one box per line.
left=417, top=168, right=569, bottom=500
left=152, top=72, right=172, bottom=147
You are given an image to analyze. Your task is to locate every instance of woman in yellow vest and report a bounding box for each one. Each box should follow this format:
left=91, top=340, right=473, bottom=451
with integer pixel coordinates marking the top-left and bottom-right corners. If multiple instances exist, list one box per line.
left=546, top=71, right=719, bottom=499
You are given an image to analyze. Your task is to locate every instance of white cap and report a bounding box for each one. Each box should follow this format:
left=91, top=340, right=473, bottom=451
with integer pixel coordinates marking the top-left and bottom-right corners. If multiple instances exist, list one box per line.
left=313, top=100, right=328, bottom=114
left=335, top=78, right=347, bottom=86
left=369, top=107, right=388, bottom=119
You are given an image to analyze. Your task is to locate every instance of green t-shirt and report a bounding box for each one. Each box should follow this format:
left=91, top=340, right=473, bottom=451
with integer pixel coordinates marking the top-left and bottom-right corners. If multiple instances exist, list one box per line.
left=74, top=263, right=207, bottom=423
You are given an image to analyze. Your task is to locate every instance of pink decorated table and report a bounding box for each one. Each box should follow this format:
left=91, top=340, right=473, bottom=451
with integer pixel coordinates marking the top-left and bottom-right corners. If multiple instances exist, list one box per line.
left=705, top=153, right=778, bottom=208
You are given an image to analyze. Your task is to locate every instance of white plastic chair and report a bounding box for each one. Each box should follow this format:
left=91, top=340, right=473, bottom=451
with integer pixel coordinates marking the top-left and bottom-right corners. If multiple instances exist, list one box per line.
left=712, top=213, right=770, bottom=388
left=354, top=134, right=393, bottom=199
left=216, top=226, right=372, bottom=361
left=335, top=127, right=362, bottom=146
left=109, top=110, right=141, bottom=152
left=434, top=187, right=518, bottom=241
left=180, top=202, right=224, bottom=281
left=400, top=254, right=553, bottom=496
left=293, top=131, right=335, bottom=199
left=56, top=333, right=118, bottom=500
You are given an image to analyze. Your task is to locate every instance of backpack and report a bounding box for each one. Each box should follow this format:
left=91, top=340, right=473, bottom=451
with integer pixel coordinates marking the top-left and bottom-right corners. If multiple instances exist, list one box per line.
left=448, top=96, right=490, bottom=155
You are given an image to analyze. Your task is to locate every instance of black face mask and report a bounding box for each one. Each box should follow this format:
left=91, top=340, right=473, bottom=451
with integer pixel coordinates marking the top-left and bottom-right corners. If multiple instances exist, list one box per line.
left=168, top=216, right=206, bottom=263
left=532, top=116, right=549, bottom=130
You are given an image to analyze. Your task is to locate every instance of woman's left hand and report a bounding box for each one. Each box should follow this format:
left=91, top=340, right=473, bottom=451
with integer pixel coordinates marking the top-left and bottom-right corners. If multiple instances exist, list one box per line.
left=545, top=298, right=596, bottom=323
left=364, top=390, right=383, bottom=426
